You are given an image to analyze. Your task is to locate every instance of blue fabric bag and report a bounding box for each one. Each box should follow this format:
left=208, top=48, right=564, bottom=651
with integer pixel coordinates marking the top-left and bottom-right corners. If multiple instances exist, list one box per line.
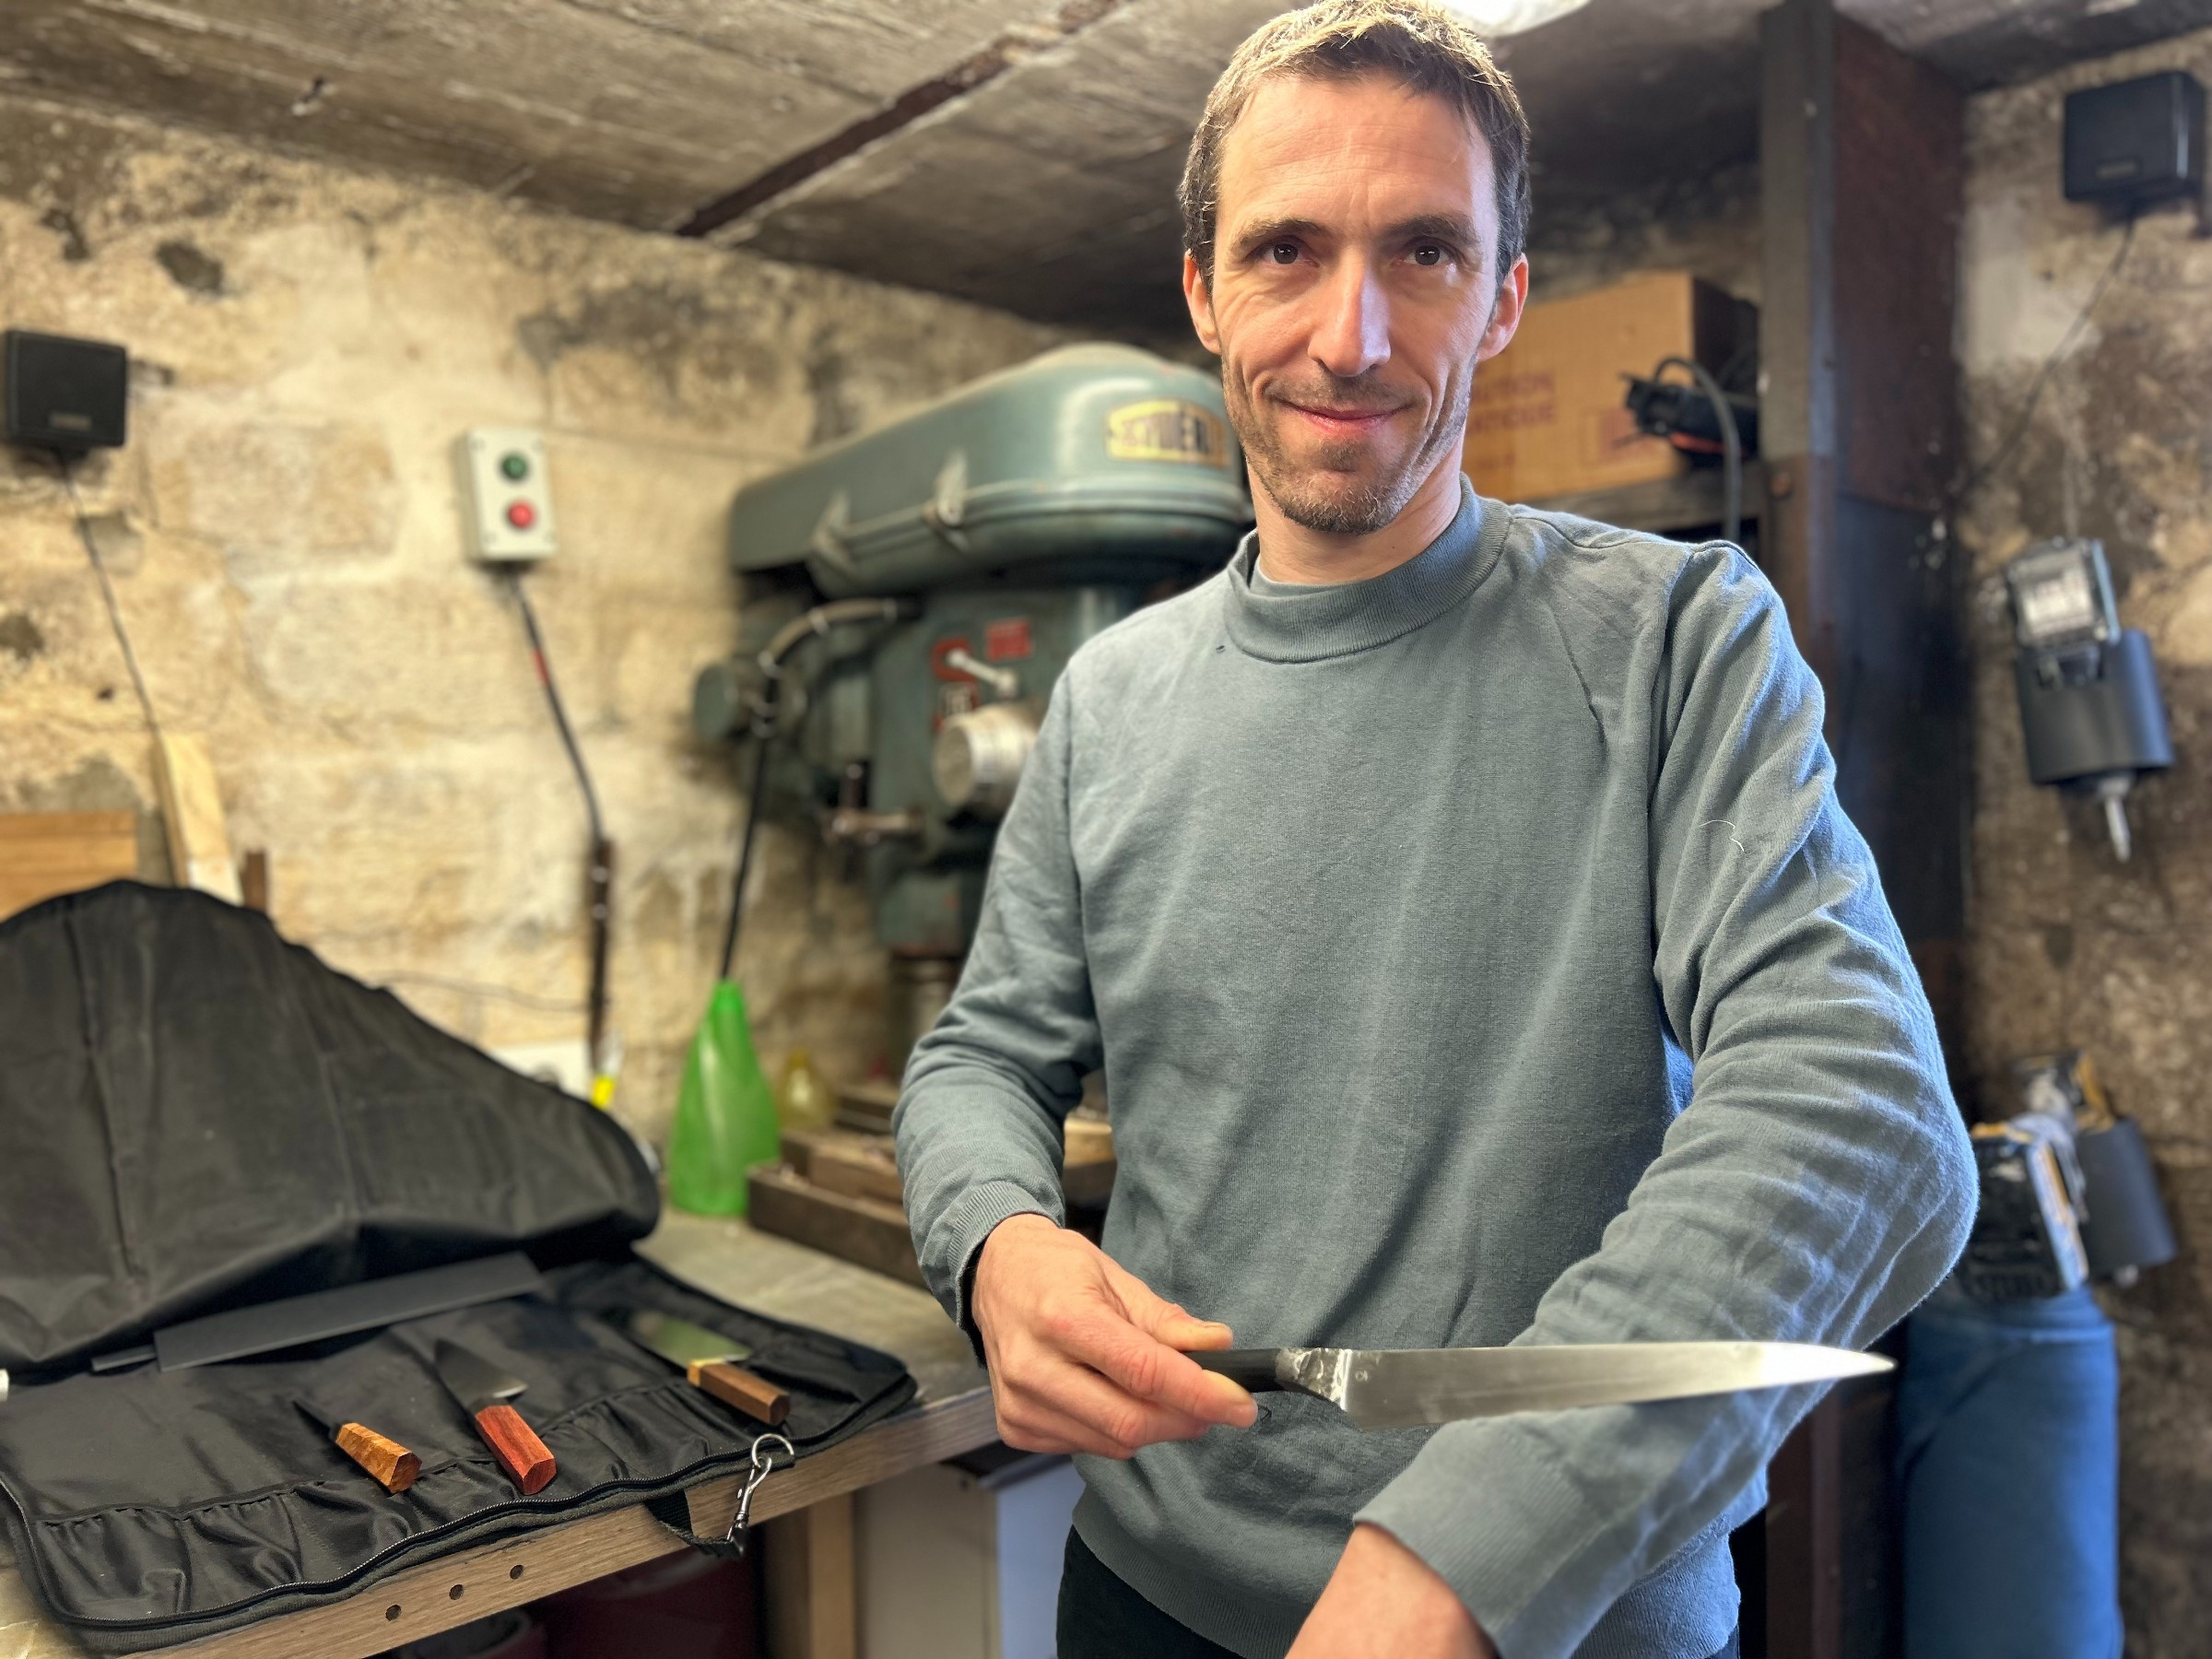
left=1897, top=1278, right=2121, bottom=1659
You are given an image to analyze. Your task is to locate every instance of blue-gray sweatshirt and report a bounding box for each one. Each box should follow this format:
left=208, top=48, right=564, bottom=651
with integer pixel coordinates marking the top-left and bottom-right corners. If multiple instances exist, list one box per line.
left=894, top=482, right=1976, bottom=1659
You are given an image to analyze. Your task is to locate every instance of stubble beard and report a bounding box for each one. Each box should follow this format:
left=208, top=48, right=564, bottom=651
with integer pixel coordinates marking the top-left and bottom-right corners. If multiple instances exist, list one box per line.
left=1222, top=370, right=1448, bottom=537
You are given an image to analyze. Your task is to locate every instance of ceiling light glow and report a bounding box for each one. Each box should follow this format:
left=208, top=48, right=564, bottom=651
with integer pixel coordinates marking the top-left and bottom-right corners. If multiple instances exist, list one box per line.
left=1439, top=0, right=1596, bottom=37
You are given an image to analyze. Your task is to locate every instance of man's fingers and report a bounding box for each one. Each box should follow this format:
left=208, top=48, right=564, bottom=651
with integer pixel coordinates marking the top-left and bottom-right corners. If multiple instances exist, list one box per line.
left=1100, top=1259, right=1241, bottom=1353
left=1053, top=1309, right=1258, bottom=1428
left=995, top=1394, right=1135, bottom=1460
left=1000, top=1361, right=1218, bottom=1456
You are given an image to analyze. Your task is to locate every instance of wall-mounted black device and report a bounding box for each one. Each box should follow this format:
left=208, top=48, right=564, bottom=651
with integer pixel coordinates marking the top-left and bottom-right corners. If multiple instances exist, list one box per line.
left=2064, top=70, right=2204, bottom=210
left=4, top=330, right=129, bottom=453
left=2005, top=538, right=2171, bottom=861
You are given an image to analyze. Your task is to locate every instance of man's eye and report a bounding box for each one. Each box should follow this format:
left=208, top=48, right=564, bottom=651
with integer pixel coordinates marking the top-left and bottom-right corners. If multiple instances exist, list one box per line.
left=1267, top=241, right=1300, bottom=265
left=1411, top=243, right=1447, bottom=267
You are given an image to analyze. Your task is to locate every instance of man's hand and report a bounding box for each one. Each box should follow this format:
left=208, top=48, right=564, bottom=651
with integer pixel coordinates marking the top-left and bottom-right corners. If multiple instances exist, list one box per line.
left=1288, top=1524, right=1495, bottom=1659
left=971, top=1213, right=1258, bottom=1458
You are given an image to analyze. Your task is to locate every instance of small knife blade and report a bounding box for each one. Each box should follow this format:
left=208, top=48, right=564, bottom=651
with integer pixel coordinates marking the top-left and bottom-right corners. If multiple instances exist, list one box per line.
left=296, top=1396, right=421, bottom=1493
left=622, top=1310, right=789, bottom=1427
left=432, top=1339, right=556, bottom=1493
left=1194, top=1341, right=1891, bottom=1430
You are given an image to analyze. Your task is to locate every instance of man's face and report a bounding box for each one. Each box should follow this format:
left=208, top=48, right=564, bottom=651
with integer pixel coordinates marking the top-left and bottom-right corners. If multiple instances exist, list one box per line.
left=1185, top=74, right=1526, bottom=537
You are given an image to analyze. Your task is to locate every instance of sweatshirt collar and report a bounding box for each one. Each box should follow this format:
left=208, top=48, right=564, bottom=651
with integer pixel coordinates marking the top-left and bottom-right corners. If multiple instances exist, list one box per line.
left=1221, top=477, right=1507, bottom=664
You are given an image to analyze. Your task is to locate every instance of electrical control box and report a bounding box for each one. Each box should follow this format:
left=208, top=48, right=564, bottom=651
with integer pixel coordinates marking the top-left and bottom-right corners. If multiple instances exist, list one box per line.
left=5, top=330, right=128, bottom=453
left=2064, top=70, right=2205, bottom=209
left=456, top=427, right=557, bottom=561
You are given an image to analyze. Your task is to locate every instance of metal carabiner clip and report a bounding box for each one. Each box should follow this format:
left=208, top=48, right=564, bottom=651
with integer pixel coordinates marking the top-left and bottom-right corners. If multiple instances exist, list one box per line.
left=722, top=1431, right=795, bottom=1554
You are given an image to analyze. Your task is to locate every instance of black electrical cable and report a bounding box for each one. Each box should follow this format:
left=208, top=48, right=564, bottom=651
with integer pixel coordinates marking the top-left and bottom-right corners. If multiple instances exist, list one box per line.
left=506, top=571, right=615, bottom=1072
left=717, top=723, right=774, bottom=982
left=1955, top=209, right=2139, bottom=514
left=59, top=457, right=165, bottom=745
left=1654, top=355, right=1743, bottom=548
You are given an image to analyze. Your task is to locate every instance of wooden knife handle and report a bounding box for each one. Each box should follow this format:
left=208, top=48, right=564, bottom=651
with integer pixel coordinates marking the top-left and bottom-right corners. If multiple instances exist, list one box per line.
left=334, top=1421, right=421, bottom=1494
left=1192, top=1350, right=1287, bottom=1393
left=473, top=1403, right=557, bottom=1494
left=689, top=1359, right=790, bottom=1426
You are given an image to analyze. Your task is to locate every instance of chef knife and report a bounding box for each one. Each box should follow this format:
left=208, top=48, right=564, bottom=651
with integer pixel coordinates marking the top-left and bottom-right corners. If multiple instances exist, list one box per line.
left=89, top=1252, right=545, bottom=1372
left=295, top=1396, right=421, bottom=1493
left=621, top=1310, right=790, bottom=1427
left=1194, top=1341, right=1890, bottom=1430
left=432, top=1338, right=557, bottom=1493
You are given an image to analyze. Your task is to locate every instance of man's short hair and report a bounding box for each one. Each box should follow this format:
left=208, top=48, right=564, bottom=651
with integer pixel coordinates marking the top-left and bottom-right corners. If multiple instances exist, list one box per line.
left=1179, top=0, right=1533, bottom=288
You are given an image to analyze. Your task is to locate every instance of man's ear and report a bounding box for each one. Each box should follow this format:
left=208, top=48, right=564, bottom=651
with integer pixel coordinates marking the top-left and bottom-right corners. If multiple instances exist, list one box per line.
left=1183, top=252, right=1223, bottom=357
left=1477, top=253, right=1529, bottom=364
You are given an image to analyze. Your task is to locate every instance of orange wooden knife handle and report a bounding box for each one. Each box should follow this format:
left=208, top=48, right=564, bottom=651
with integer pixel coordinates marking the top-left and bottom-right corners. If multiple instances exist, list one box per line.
left=473, top=1403, right=557, bottom=1494
left=689, top=1359, right=790, bottom=1426
left=334, top=1421, right=421, bottom=1494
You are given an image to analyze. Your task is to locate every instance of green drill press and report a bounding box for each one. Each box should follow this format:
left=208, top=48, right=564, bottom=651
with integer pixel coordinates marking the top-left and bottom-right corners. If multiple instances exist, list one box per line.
left=694, top=344, right=1250, bottom=1070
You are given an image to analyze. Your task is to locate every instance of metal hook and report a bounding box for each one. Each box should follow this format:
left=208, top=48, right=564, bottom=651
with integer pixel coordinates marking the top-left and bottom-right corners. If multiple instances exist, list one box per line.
left=724, top=1431, right=795, bottom=1547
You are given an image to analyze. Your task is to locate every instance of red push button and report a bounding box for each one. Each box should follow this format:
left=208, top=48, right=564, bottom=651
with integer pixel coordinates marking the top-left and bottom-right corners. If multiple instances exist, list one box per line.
left=505, top=500, right=536, bottom=530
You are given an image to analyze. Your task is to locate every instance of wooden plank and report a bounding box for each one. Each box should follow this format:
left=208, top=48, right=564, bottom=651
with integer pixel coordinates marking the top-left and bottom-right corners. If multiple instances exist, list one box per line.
left=1523, top=464, right=1767, bottom=538
left=747, top=1166, right=925, bottom=1288
left=785, top=1127, right=906, bottom=1206
left=762, top=1495, right=858, bottom=1659
left=0, top=810, right=138, bottom=921
left=154, top=735, right=242, bottom=904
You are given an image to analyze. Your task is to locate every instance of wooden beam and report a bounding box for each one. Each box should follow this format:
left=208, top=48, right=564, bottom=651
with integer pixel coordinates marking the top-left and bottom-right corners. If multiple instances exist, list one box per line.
left=0, top=811, right=137, bottom=921
left=154, top=734, right=242, bottom=904
left=763, top=1496, right=858, bottom=1659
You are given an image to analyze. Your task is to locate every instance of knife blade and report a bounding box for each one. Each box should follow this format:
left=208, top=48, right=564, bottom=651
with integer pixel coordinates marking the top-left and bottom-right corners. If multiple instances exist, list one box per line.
left=89, top=1253, right=545, bottom=1373
left=1194, top=1341, right=1891, bottom=1430
left=296, top=1396, right=421, bottom=1493
left=621, top=1310, right=790, bottom=1427
left=432, top=1339, right=557, bottom=1493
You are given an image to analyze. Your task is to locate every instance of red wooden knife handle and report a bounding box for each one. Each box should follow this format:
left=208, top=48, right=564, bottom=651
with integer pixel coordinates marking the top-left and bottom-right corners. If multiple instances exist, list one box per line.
left=473, top=1403, right=556, bottom=1494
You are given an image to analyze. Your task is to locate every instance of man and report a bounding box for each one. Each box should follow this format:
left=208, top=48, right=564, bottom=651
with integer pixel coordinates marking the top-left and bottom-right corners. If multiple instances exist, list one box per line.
left=895, top=3, right=1976, bottom=1655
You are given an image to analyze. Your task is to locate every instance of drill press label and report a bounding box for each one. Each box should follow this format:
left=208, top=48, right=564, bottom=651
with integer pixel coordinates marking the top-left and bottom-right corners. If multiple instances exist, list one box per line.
left=984, top=618, right=1033, bottom=661
left=1107, top=399, right=1229, bottom=467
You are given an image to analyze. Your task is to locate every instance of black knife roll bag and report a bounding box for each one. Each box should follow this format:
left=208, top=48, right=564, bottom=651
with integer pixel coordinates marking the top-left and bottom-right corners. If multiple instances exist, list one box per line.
left=0, top=884, right=916, bottom=1651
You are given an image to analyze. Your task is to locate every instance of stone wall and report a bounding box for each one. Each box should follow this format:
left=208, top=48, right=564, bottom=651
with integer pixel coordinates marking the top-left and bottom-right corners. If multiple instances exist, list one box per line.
left=1525, top=159, right=1763, bottom=307
left=0, top=91, right=1064, bottom=1145
left=1956, top=29, right=2212, bottom=1653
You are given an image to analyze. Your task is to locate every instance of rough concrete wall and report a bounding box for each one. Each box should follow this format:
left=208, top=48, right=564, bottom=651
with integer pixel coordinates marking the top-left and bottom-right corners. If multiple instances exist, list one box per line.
left=1524, top=159, right=1763, bottom=307
left=0, top=91, right=1065, bottom=1147
left=1957, top=29, right=2212, bottom=1653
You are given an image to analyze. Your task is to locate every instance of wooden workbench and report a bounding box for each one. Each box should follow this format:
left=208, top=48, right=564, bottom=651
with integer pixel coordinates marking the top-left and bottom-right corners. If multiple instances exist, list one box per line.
left=0, top=1213, right=994, bottom=1659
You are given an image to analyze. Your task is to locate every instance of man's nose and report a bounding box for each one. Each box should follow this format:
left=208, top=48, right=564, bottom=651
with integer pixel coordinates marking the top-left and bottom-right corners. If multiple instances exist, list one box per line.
left=1308, top=257, right=1392, bottom=381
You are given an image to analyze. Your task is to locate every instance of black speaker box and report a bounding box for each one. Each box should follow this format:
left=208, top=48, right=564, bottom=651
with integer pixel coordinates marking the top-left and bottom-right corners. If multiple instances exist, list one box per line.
left=4, top=329, right=129, bottom=452
left=2064, top=70, right=2205, bottom=209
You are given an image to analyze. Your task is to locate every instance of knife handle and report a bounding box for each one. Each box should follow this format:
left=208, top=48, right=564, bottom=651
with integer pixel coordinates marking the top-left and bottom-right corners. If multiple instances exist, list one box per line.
left=473, top=1404, right=557, bottom=1494
left=689, top=1359, right=791, bottom=1426
left=1193, top=1350, right=1285, bottom=1393
left=334, top=1421, right=421, bottom=1494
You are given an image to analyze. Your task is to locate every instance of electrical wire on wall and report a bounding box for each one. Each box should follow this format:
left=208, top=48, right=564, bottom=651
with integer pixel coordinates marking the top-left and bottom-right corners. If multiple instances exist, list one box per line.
left=504, top=570, right=616, bottom=1088
left=57, top=457, right=165, bottom=745
left=1653, top=353, right=1745, bottom=547
left=1947, top=207, right=2140, bottom=528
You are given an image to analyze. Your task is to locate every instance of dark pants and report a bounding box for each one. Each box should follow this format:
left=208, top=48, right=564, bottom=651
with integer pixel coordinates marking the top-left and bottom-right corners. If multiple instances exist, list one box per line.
left=1056, top=1528, right=1742, bottom=1658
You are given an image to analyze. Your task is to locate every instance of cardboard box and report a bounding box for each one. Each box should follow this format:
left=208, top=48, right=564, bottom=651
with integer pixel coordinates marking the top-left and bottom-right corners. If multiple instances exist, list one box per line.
left=1463, top=271, right=1756, bottom=503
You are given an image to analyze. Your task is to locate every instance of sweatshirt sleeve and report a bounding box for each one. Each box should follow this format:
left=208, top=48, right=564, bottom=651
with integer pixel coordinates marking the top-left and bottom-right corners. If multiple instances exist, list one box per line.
left=893, top=677, right=1100, bottom=1341
left=1355, top=544, right=1978, bottom=1658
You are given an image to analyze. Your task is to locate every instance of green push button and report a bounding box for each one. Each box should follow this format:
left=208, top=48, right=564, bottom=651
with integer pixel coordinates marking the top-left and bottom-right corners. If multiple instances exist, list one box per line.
left=500, top=452, right=530, bottom=481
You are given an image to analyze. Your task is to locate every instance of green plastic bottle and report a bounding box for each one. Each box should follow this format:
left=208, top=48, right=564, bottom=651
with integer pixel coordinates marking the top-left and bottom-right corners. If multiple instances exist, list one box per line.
left=667, top=981, right=782, bottom=1216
